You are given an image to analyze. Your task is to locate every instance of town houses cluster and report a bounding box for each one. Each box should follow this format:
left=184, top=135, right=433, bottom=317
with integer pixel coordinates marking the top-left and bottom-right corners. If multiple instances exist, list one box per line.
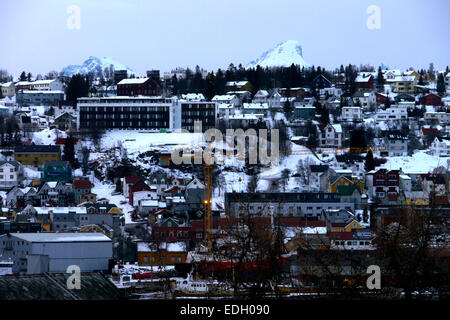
left=0, top=63, right=449, bottom=298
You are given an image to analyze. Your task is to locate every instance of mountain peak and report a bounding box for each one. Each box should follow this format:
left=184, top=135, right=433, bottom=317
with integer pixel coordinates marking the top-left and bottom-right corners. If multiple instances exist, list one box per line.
left=246, top=40, right=311, bottom=69
left=61, top=56, right=138, bottom=78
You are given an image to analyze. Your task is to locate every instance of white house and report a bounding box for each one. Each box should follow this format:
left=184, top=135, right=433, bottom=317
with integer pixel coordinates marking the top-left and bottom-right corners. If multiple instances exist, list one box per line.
left=252, top=90, right=269, bottom=104
left=1, top=82, right=15, bottom=98
left=430, top=137, right=450, bottom=157
left=375, top=104, right=408, bottom=122
left=30, top=79, right=64, bottom=91
left=212, top=94, right=240, bottom=107
left=341, top=106, right=362, bottom=122
left=317, top=124, right=343, bottom=148
left=0, top=161, right=24, bottom=190
left=181, top=93, right=206, bottom=102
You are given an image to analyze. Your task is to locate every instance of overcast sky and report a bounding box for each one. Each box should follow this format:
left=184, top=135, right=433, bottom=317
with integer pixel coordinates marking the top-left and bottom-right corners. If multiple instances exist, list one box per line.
left=1, top=0, right=449, bottom=78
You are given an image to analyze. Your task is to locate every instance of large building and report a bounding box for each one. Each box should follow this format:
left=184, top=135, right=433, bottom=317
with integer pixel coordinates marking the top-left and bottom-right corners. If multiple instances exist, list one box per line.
left=16, top=90, right=65, bottom=106
left=117, top=78, right=158, bottom=96
left=180, top=101, right=218, bottom=132
left=0, top=232, right=113, bottom=274
left=78, top=96, right=218, bottom=132
left=14, top=145, right=61, bottom=167
left=78, top=96, right=179, bottom=131
left=225, top=192, right=354, bottom=219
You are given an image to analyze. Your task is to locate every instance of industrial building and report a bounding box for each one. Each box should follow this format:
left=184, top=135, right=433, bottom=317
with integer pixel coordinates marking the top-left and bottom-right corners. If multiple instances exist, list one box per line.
left=0, top=232, right=113, bottom=274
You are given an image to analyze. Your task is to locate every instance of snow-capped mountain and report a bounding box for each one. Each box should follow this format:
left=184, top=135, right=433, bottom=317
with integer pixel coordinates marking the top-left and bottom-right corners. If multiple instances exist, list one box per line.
left=61, top=56, right=139, bottom=78
left=246, top=40, right=311, bottom=69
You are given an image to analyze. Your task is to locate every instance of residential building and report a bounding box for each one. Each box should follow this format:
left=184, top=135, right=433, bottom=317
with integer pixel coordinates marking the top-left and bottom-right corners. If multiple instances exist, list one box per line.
left=29, top=79, right=63, bottom=91
left=40, top=161, right=72, bottom=183
left=16, top=90, right=65, bottom=106
left=225, top=81, right=252, bottom=93
left=225, top=192, right=354, bottom=219
left=0, top=161, right=24, bottom=190
left=316, top=124, right=343, bottom=148
left=1, top=82, right=15, bottom=98
left=117, top=78, right=158, bottom=96
left=430, top=137, right=450, bottom=157
left=355, top=73, right=374, bottom=91
left=341, top=106, right=362, bottom=122
left=73, top=179, right=93, bottom=203
left=14, top=145, right=61, bottom=167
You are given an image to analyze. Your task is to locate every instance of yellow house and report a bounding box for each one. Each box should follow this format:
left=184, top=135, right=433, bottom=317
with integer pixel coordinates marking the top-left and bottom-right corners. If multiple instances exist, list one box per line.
left=392, top=76, right=417, bottom=94
left=137, top=242, right=187, bottom=266
left=14, top=145, right=61, bottom=167
left=331, top=219, right=363, bottom=233
left=328, top=176, right=363, bottom=193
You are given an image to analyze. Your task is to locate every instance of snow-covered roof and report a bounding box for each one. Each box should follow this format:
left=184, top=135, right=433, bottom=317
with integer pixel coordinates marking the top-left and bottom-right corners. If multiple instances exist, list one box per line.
left=118, top=78, right=150, bottom=85
left=212, top=94, right=237, bottom=102
left=243, top=102, right=268, bottom=109
left=8, top=232, right=110, bottom=243
left=32, top=79, right=58, bottom=85
left=332, top=124, right=342, bottom=133
left=34, top=207, right=87, bottom=215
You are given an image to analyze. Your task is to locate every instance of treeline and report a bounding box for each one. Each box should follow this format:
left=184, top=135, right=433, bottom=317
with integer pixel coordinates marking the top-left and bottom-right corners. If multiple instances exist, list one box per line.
left=170, top=63, right=362, bottom=100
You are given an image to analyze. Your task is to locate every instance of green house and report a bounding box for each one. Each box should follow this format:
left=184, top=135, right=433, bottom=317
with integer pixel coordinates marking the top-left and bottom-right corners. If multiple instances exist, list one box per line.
left=294, top=106, right=316, bottom=120
left=40, top=161, right=72, bottom=184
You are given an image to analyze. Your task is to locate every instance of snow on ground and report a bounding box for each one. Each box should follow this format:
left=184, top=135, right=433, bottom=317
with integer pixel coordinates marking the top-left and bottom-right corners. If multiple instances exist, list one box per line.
left=24, top=167, right=41, bottom=179
left=91, top=176, right=134, bottom=224
left=32, top=128, right=66, bottom=145
left=381, top=150, right=449, bottom=173
left=102, top=130, right=203, bottom=156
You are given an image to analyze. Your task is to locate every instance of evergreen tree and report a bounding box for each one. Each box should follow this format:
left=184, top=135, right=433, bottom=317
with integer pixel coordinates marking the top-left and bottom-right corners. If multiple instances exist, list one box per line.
left=19, top=71, right=27, bottom=81
left=376, top=66, right=385, bottom=86
left=365, top=148, right=375, bottom=172
left=437, top=73, right=445, bottom=96
left=66, top=74, right=90, bottom=103
left=63, top=135, right=76, bottom=167
left=27, top=72, right=32, bottom=82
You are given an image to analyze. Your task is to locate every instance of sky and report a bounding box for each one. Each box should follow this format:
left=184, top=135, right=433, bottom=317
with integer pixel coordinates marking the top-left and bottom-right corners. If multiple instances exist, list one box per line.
left=0, top=0, right=449, bottom=78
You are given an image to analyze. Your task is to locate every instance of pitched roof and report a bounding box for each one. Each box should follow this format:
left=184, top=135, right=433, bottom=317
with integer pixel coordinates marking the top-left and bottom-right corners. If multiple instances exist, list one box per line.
left=125, top=176, right=143, bottom=184
left=337, top=184, right=362, bottom=196
left=73, top=179, right=93, bottom=189
left=14, top=145, right=60, bottom=153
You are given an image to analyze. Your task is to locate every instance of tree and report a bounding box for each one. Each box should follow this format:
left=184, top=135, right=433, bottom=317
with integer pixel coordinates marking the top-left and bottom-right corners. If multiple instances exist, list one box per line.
left=66, top=74, right=90, bottom=104
left=0, top=69, right=10, bottom=83
left=376, top=66, right=385, bottom=87
left=283, top=99, right=294, bottom=119
left=19, top=71, right=27, bottom=81
left=436, top=73, right=445, bottom=96
left=364, top=148, right=375, bottom=172
left=81, top=147, right=90, bottom=175
left=27, top=72, right=32, bottom=82
left=280, top=169, right=291, bottom=191
left=63, top=135, right=76, bottom=167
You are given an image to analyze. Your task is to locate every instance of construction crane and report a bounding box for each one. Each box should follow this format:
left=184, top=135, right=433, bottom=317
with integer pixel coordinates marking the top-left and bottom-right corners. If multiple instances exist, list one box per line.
left=203, top=164, right=213, bottom=250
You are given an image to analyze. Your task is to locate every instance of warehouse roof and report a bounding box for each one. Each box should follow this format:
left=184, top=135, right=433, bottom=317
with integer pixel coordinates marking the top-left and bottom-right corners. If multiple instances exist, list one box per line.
left=5, top=232, right=111, bottom=243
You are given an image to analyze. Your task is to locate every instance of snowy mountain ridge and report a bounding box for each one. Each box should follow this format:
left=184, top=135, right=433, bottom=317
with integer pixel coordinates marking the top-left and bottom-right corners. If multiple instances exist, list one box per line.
left=61, top=56, right=139, bottom=78
left=246, top=40, right=312, bottom=69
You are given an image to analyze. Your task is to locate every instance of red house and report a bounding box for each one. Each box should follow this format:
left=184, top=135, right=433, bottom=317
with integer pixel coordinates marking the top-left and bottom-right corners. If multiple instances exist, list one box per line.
left=117, top=78, right=158, bottom=96
left=355, top=74, right=374, bottom=91
left=129, top=179, right=151, bottom=204
left=419, top=93, right=442, bottom=106
left=371, top=169, right=400, bottom=200
left=375, top=92, right=389, bottom=105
